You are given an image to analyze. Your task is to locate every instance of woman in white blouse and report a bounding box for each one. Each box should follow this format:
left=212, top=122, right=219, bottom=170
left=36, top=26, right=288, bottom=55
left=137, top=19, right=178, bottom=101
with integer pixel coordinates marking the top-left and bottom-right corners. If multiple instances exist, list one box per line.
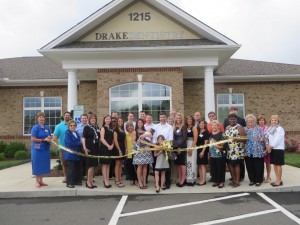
left=265, top=115, right=285, bottom=187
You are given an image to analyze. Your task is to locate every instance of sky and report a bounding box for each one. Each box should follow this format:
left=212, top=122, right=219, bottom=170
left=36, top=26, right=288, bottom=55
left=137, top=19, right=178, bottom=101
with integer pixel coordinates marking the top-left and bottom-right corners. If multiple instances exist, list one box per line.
left=1, top=0, right=300, bottom=64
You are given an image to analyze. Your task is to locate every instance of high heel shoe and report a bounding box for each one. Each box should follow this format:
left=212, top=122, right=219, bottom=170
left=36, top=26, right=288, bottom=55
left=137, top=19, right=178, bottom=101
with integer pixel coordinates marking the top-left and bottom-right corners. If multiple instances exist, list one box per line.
left=86, top=182, right=94, bottom=189
left=156, top=188, right=160, bottom=193
left=103, top=181, right=112, bottom=188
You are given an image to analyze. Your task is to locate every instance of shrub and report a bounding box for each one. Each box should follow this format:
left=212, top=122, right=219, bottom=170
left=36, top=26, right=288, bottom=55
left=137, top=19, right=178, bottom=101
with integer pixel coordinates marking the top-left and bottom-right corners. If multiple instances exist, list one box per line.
left=14, top=150, right=29, bottom=160
left=0, top=141, right=7, bottom=153
left=50, top=150, right=58, bottom=158
left=285, top=139, right=300, bottom=152
left=0, top=152, right=5, bottom=161
left=4, top=142, right=26, bottom=158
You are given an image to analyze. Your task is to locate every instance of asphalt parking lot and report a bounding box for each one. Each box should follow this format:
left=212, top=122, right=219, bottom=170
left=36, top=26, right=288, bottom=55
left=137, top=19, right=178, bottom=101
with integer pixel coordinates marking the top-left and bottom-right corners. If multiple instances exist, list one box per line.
left=1, top=192, right=299, bottom=225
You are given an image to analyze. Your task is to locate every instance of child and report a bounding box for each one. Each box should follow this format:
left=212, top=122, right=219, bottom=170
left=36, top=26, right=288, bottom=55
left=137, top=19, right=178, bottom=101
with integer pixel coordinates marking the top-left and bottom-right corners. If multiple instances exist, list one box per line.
left=154, top=135, right=169, bottom=193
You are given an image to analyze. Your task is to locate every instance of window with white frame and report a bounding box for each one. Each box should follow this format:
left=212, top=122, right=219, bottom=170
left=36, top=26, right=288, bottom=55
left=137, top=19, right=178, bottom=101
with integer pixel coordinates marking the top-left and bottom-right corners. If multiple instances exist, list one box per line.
left=217, top=94, right=245, bottom=123
left=110, top=82, right=171, bottom=122
left=23, top=97, right=62, bottom=135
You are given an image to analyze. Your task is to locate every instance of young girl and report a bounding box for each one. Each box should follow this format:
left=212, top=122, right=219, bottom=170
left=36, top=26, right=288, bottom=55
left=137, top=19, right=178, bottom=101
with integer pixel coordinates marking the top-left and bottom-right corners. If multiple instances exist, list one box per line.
left=154, top=135, right=169, bottom=193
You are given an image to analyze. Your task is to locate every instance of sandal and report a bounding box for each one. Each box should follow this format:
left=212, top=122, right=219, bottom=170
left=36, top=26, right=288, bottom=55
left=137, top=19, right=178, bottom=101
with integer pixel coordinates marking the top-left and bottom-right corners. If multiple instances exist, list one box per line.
left=271, top=181, right=283, bottom=187
left=218, top=183, right=224, bottom=188
left=115, top=181, right=125, bottom=187
left=232, top=183, right=240, bottom=188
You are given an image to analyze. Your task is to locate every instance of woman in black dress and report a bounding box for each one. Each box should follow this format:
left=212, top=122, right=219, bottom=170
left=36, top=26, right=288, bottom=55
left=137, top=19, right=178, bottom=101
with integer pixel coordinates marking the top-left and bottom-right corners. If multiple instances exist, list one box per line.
left=173, top=113, right=187, bottom=187
left=82, top=114, right=100, bottom=189
left=113, top=117, right=126, bottom=187
left=100, top=115, right=114, bottom=188
left=196, top=120, right=210, bottom=186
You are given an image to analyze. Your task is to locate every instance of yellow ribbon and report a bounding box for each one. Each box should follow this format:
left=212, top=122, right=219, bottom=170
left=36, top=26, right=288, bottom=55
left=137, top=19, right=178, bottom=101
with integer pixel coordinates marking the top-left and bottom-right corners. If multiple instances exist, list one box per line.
left=50, top=136, right=248, bottom=159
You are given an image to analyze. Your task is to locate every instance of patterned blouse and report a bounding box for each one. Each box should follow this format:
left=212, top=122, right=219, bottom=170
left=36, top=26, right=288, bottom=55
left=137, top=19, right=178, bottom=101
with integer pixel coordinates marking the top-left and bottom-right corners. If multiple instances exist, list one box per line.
left=244, top=125, right=265, bottom=158
left=225, top=124, right=245, bottom=160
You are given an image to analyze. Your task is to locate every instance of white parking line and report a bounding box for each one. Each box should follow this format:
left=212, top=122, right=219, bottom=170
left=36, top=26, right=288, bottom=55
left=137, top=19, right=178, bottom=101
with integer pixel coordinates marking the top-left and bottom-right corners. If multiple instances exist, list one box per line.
left=258, top=192, right=300, bottom=224
left=108, top=195, right=128, bottom=225
left=120, top=193, right=250, bottom=218
left=191, top=209, right=280, bottom=225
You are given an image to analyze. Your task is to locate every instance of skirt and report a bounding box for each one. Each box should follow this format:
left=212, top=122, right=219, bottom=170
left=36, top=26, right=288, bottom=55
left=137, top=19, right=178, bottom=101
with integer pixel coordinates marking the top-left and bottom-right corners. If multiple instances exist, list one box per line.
left=270, top=149, right=285, bottom=165
left=186, top=138, right=197, bottom=184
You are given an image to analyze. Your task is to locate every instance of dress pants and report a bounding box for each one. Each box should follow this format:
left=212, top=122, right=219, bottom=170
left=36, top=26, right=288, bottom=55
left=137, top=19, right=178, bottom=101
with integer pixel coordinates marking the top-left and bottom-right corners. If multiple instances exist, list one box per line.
left=245, top=156, right=264, bottom=184
left=210, top=157, right=226, bottom=184
left=66, top=160, right=81, bottom=186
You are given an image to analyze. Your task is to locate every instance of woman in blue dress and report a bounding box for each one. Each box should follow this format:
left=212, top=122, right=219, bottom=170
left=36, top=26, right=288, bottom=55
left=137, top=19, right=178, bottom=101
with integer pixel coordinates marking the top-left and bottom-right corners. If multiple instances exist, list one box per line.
left=31, top=112, right=52, bottom=188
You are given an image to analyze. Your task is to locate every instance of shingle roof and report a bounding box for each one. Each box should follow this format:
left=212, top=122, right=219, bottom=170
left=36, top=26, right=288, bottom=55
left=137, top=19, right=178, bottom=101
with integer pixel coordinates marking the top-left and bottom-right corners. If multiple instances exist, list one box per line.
left=55, top=39, right=225, bottom=49
left=0, top=57, right=67, bottom=80
left=215, top=58, right=300, bottom=76
left=1, top=57, right=300, bottom=81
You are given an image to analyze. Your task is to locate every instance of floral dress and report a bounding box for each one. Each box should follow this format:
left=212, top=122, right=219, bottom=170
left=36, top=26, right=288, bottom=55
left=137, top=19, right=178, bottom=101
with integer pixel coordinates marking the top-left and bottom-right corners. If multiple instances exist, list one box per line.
left=225, top=124, right=244, bottom=161
left=244, top=126, right=265, bottom=158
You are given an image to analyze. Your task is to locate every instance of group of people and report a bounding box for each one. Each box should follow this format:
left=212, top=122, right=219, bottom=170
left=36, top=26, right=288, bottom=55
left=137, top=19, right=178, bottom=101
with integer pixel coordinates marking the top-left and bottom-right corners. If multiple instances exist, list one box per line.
left=30, top=106, right=285, bottom=192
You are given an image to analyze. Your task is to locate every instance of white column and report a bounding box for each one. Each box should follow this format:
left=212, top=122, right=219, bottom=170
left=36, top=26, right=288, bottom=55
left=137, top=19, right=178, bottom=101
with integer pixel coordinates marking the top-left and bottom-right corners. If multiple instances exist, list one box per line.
left=204, top=67, right=215, bottom=121
left=67, top=69, right=78, bottom=112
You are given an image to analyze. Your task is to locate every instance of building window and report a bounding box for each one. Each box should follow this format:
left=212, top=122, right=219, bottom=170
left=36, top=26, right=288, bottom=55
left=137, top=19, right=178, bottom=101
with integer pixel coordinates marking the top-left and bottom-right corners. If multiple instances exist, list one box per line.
left=23, top=97, right=62, bottom=135
left=217, top=94, right=245, bottom=123
left=110, top=82, right=171, bottom=122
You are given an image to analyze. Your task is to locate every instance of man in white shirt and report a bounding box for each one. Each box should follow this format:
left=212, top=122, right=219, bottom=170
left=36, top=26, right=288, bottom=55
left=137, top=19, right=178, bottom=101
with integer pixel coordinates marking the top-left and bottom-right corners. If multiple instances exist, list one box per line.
left=144, top=114, right=155, bottom=131
left=124, top=112, right=136, bottom=130
left=194, top=111, right=201, bottom=127
left=153, top=113, right=173, bottom=143
left=169, top=109, right=177, bottom=120
left=139, top=111, right=146, bottom=124
left=153, top=112, right=173, bottom=189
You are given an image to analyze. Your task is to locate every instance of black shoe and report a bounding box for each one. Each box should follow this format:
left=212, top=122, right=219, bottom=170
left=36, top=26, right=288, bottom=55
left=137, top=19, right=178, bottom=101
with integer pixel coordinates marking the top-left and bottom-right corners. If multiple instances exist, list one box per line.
left=198, top=181, right=207, bottom=186
left=86, top=182, right=94, bottom=189
left=212, top=183, right=219, bottom=187
left=249, top=182, right=255, bottom=186
left=255, top=183, right=261, bottom=187
left=103, top=181, right=112, bottom=188
left=66, top=184, right=75, bottom=188
left=176, top=183, right=184, bottom=187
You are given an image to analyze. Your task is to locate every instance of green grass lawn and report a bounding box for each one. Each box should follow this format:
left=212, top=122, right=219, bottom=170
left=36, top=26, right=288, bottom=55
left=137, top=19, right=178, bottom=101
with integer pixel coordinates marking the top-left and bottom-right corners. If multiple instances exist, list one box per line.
left=0, top=159, right=30, bottom=170
left=285, top=153, right=300, bottom=168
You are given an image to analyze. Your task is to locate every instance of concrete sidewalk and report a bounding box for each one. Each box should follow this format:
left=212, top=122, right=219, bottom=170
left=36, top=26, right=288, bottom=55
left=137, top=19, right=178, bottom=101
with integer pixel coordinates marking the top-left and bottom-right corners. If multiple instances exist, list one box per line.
left=0, top=159, right=299, bottom=198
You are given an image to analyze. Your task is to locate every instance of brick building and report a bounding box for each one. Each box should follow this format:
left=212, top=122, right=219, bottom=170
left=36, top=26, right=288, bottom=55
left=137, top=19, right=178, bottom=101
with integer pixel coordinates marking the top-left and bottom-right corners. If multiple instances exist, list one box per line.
left=0, top=0, right=299, bottom=148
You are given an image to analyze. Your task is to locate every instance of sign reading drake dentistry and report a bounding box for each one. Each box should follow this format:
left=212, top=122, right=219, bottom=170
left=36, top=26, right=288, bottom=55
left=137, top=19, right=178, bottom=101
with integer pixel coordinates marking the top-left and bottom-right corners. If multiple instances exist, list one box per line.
left=80, top=1, right=201, bottom=42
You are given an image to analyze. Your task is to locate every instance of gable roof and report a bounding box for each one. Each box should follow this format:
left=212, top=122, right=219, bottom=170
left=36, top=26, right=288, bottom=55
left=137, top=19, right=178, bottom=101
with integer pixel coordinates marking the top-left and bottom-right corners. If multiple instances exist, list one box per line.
left=54, top=39, right=225, bottom=49
left=40, top=0, right=237, bottom=51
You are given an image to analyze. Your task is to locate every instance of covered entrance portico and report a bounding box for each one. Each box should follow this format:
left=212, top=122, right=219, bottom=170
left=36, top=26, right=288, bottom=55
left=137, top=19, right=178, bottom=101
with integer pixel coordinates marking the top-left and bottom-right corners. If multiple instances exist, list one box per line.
left=39, top=0, right=240, bottom=120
